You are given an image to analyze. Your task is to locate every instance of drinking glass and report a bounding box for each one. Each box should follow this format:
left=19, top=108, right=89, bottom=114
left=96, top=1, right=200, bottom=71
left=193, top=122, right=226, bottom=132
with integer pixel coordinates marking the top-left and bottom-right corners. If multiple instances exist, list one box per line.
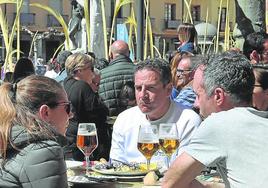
left=159, top=123, right=180, bottom=168
left=77, top=123, right=98, bottom=175
left=137, top=123, right=159, bottom=170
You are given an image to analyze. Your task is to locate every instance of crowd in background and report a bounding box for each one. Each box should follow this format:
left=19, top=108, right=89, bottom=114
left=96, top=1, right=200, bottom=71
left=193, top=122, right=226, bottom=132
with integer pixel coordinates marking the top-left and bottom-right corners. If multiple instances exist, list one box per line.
left=0, top=22, right=268, bottom=188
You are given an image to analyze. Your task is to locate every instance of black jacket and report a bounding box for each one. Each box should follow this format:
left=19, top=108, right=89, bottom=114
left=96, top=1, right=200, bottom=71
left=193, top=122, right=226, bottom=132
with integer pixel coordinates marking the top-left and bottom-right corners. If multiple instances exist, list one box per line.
left=98, top=55, right=135, bottom=116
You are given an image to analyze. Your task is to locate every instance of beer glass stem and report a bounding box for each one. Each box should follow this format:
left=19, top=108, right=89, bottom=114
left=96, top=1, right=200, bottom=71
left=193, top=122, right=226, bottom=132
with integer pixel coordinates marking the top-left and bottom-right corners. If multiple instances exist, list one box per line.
left=166, top=156, right=171, bottom=168
left=85, top=155, right=90, bottom=175
left=147, top=159, right=150, bottom=170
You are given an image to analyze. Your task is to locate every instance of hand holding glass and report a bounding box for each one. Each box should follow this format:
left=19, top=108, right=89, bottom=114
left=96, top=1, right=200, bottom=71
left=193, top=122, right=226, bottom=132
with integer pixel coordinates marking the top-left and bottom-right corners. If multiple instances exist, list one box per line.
left=77, top=123, right=98, bottom=174
left=137, top=124, right=159, bottom=170
left=159, top=123, right=180, bottom=168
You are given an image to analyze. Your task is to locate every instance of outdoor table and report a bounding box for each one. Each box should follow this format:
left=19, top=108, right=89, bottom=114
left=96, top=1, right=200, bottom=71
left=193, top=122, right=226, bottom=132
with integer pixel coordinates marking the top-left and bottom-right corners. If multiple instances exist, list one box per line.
left=67, top=166, right=224, bottom=188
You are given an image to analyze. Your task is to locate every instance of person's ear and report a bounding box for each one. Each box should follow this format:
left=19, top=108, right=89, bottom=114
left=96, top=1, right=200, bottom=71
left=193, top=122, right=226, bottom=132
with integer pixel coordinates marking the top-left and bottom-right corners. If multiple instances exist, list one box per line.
left=39, top=105, right=50, bottom=122
left=109, top=52, right=113, bottom=60
left=213, top=88, right=225, bottom=106
left=166, top=82, right=173, bottom=96
left=250, top=50, right=260, bottom=62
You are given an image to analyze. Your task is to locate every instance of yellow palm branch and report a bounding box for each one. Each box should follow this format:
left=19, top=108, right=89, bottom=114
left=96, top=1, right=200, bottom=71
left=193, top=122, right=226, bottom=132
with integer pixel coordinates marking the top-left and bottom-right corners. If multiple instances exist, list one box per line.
left=125, top=5, right=137, bottom=56
left=215, top=0, right=223, bottom=53
left=0, top=0, right=16, bottom=4
left=125, top=15, right=136, bottom=56
left=100, top=0, right=108, bottom=59
left=0, top=7, right=9, bottom=48
left=144, top=0, right=148, bottom=59
left=153, top=45, right=161, bottom=58
left=29, top=31, right=38, bottom=58
left=84, top=0, right=90, bottom=52
left=184, top=0, right=193, bottom=24
left=162, top=38, right=166, bottom=60
left=224, top=0, right=230, bottom=51
left=202, top=7, right=209, bottom=55
left=3, top=0, right=23, bottom=72
left=16, top=0, right=22, bottom=60
left=148, top=16, right=154, bottom=59
left=109, top=0, right=133, bottom=52
left=29, top=3, right=70, bottom=50
left=52, top=43, right=65, bottom=60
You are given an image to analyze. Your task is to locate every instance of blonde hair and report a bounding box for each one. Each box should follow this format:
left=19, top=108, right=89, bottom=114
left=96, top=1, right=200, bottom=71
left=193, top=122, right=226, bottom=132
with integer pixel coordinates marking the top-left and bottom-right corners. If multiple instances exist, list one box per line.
left=65, top=52, right=95, bottom=76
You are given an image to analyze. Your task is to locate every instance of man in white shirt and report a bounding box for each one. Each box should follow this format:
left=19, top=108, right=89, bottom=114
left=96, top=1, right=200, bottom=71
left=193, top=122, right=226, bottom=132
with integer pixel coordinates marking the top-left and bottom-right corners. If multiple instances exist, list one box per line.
left=109, top=58, right=201, bottom=169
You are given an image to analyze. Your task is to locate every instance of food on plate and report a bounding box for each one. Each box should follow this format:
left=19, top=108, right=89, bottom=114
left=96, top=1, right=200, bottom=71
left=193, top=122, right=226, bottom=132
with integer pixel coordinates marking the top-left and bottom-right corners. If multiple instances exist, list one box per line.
left=94, top=161, right=157, bottom=173
left=99, top=158, right=107, bottom=164
left=143, top=171, right=158, bottom=185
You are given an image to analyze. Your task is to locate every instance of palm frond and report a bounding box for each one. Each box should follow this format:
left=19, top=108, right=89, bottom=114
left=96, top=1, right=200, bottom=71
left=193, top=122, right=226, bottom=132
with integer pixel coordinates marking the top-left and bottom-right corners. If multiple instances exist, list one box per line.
left=184, top=0, right=193, bottom=24
left=153, top=45, right=161, bottom=58
left=100, top=0, right=108, bottom=59
left=109, top=0, right=133, bottom=51
left=0, top=7, right=9, bottom=48
left=202, top=8, right=209, bottom=55
left=215, top=0, right=223, bottom=53
left=29, top=31, right=38, bottom=57
left=162, top=38, right=166, bottom=59
left=125, top=16, right=136, bottom=53
left=84, top=0, right=90, bottom=52
left=144, top=0, right=148, bottom=59
left=52, top=43, right=65, bottom=60
left=0, top=0, right=16, bottom=4
left=16, top=0, right=22, bottom=60
left=147, top=7, right=154, bottom=58
left=224, top=0, right=230, bottom=51
left=4, top=0, right=23, bottom=72
left=29, top=3, right=70, bottom=50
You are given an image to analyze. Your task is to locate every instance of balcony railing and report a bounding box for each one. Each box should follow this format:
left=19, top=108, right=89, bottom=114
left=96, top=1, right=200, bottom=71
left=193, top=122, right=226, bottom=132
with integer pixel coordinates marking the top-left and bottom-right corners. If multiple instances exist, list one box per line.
left=165, top=19, right=181, bottom=29
left=47, top=14, right=69, bottom=27
left=14, top=13, right=35, bottom=26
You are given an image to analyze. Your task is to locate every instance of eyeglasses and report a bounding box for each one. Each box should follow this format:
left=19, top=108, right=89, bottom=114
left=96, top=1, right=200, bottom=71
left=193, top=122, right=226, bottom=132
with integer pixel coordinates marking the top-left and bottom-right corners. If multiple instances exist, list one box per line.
left=47, top=101, right=72, bottom=114
left=176, top=68, right=192, bottom=76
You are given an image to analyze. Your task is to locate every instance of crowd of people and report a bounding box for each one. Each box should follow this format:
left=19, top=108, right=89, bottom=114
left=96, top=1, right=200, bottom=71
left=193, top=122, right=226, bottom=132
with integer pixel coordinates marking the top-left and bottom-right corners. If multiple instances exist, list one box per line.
left=0, top=22, right=268, bottom=188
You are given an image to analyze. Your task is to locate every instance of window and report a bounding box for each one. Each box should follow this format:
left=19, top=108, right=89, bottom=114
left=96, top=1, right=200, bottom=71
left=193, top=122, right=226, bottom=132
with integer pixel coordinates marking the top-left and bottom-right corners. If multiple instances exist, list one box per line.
left=164, top=3, right=176, bottom=21
left=49, top=0, right=62, bottom=14
left=219, top=8, right=227, bottom=31
left=191, top=5, right=200, bottom=21
left=21, top=0, right=29, bottom=13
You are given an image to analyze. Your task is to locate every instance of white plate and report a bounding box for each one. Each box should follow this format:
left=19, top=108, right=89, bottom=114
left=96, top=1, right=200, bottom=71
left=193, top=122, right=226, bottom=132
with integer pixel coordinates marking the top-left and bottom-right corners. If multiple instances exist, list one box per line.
left=65, top=160, right=84, bottom=169
left=68, top=176, right=97, bottom=184
left=92, top=166, right=154, bottom=176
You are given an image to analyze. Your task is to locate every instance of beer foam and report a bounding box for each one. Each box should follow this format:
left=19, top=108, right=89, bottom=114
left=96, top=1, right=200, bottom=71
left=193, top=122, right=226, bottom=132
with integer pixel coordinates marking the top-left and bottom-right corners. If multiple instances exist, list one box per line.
left=78, top=130, right=97, bottom=136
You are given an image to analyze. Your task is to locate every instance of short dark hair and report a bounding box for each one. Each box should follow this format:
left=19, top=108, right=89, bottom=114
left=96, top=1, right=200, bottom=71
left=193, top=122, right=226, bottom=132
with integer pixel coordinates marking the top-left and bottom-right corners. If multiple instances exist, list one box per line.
left=13, top=57, right=35, bottom=83
left=135, top=58, right=171, bottom=85
left=204, top=51, right=255, bottom=105
left=244, top=32, right=268, bottom=59
left=253, top=63, right=268, bottom=90
left=56, top=50, right=72, bottom=69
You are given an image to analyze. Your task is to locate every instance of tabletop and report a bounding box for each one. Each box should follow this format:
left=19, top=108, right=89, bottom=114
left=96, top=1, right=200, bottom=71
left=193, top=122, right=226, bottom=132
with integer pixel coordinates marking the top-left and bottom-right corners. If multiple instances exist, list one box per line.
left=66, top=161, right=224, bottom=188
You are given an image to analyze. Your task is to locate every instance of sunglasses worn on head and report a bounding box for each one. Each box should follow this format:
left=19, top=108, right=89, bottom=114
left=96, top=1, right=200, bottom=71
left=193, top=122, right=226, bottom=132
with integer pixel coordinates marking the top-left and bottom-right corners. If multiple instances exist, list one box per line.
left=47, top=101, right=72, bottom=114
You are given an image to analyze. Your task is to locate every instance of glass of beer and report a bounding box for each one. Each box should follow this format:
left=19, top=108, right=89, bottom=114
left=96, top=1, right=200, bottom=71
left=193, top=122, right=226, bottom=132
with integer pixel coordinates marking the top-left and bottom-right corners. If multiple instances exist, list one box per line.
left=77, top=123, right=98, bottom=174
left=137, top=123, right=159, bottom=170
left=159, top=123, right=180, bottom=168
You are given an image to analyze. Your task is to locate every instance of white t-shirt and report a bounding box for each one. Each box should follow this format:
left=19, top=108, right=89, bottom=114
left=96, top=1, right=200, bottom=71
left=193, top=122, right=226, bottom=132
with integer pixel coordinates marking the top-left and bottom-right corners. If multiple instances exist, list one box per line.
left=110, top=100, right=202, bottom=169
left=44, top=70, right=58, bottom=79
left=185, top=107, right=268, bottom=188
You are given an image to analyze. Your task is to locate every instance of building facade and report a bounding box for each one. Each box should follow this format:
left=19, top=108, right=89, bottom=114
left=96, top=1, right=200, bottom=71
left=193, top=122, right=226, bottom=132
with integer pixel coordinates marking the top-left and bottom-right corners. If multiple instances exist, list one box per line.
left=0, top=0, right=236, bottom=63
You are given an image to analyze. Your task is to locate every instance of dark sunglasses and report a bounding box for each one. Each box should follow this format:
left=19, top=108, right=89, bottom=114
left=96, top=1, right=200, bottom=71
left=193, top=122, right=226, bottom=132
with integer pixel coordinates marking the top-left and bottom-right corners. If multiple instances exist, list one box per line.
left=47, top=101, right=72, bottom=114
